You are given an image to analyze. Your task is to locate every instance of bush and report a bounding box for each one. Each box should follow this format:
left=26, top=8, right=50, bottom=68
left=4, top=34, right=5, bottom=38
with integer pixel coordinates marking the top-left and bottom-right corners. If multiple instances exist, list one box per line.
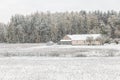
left=74, top=54, right=87, bottom=57
left=48, top=52, right=60, bottom=57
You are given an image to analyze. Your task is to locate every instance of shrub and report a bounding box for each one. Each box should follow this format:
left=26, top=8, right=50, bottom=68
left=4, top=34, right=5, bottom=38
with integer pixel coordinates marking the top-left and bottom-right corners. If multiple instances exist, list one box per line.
left=48, top=52, right=60, bottom=57
left=74, top=54, right=87, bottom=57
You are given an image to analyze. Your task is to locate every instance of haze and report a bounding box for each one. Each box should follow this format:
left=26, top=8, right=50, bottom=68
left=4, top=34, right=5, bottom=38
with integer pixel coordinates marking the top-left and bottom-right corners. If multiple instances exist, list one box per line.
left=0, top=0, right=119, bottom=23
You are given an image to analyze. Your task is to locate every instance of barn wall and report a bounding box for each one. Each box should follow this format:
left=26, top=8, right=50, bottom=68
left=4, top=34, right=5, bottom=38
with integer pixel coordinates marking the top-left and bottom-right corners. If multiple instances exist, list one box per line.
left=72, top=40, right=85, bottom=45
left=72, top=40, right=101, bottom=45
left=94, top=41, right=101, bottom=45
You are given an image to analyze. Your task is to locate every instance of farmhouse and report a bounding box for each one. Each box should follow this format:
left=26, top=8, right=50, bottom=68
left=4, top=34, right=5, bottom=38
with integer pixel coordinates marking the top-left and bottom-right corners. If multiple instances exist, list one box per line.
left=60, top=34, right=102, bottom=45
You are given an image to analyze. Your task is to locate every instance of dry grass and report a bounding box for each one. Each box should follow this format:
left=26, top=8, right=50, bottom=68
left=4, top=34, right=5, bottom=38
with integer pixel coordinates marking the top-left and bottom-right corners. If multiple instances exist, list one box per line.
left=0, top=43, right=120, bottom=57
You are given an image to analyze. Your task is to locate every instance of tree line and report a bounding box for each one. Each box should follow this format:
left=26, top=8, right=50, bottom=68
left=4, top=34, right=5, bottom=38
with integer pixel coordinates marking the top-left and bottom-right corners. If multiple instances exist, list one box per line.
left=0, top=10, right=120, bottom=43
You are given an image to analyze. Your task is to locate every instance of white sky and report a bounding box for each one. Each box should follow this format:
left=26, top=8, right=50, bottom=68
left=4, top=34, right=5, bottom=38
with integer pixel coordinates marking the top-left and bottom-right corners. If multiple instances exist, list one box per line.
left=0, top=0, right=120, bottom=23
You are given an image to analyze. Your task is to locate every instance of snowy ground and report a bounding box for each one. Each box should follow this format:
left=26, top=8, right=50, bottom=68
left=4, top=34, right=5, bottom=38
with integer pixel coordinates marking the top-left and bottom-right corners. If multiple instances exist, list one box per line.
left=0, top=43, right=120, bottom=57
left=0, top=57, right=120, bottom=80
left=0, top=44, right=120, bottom=80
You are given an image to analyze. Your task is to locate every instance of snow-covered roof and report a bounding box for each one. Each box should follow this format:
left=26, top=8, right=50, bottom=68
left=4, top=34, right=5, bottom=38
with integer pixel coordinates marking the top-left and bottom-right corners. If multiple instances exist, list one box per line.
left=67, top=34, right=101, bottom=40
left=60, top=40, right=72, bottom=41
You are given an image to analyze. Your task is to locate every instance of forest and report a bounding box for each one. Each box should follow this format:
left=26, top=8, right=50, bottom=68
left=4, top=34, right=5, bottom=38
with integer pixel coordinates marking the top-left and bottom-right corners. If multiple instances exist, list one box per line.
left=0, top=10, right=120, bottom=43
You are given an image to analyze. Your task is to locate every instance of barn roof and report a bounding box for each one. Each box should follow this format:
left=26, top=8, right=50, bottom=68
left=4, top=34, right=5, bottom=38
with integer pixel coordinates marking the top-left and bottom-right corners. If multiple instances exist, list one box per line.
left=67, top=34, right=101, bottom=40
left=60, top=40, right=72, bottom=41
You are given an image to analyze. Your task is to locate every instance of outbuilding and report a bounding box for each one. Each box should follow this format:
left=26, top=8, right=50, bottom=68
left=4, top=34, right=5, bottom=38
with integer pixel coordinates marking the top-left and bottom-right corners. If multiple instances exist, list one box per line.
left=60, top=34, right=102, bottom=45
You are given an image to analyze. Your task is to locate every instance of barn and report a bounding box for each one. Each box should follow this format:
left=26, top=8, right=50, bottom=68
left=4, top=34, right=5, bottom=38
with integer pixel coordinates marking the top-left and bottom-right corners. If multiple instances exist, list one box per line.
left=60, top=34, right=102, bottom=45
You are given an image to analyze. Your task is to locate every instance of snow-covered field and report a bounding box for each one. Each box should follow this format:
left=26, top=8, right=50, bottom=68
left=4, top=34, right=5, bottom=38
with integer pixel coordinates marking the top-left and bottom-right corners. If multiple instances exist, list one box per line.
left=0, top=43, right=120, bottom=57
left=0, top=44, right=120, bottom=80
left=0, top=57, right=120, bottom=80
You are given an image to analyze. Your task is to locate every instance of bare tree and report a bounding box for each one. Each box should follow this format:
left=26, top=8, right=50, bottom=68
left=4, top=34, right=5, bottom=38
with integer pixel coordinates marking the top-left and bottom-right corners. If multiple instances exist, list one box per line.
left=86, top=37, right=94, bottom=45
